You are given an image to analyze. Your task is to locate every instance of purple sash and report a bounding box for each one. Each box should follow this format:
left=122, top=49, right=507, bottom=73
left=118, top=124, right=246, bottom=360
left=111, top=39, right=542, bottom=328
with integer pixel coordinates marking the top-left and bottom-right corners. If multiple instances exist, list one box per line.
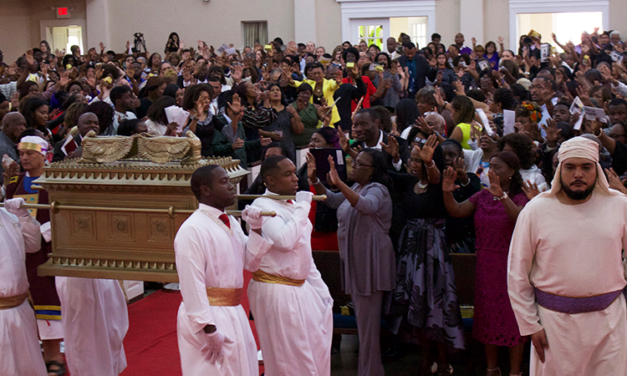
left=534, top=288, right=622, bottom=314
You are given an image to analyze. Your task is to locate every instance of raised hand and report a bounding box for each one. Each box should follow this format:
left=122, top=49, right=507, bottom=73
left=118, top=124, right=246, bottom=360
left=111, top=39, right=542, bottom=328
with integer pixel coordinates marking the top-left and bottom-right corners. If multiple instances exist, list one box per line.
left=433, top=88, right=445, bottom=108
left=305, top=152, right=317, bottom=181
left=542, top=118, right=561, bottom=147
left=453, top=157, right=468, bottom=182
left=470, top=121, right=483, bottom=141
left=497, top=36, right=504, bottom=45
left=591, top=117, right=604, bottom=136
left=454, top=80, right=466, bottom=96
left=379, top=135, right=400, bottom=160
left=337, top=128, right=350, bottom=153
left=428, top=55, right=437, bottom=68
left=232, top=65, right=244, bottom=82
left=416, top=117, right=434, bottom=135
left=99, top=42, right=105, bottom=52
left=24, top=49, right=35, bottom=66
left=10, top=92, right=19, bottom=110
left=605, top=168, right=627, bottom=194
left=522, top=180, right=541, bottom=200
left=226, top=93, right=242, bottom=116
left=487, top=170, right=504, bottom=198
left=418, top=134, right=439, bottom=163
left=58, top=69, right=71, bottom=88
left=442, top=167, right=459, bottom=192
left=327, top=155, right=341, bottom=186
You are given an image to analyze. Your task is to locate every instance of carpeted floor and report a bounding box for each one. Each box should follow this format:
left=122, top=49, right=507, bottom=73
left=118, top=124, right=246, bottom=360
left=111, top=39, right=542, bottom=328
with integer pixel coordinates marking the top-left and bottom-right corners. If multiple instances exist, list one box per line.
left=121, top=270, right=262, bottom=376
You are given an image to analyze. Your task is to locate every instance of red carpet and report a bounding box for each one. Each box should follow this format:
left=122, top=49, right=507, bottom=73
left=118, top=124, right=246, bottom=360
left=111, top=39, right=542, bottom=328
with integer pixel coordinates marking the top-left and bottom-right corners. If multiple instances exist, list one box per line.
left=121, top=271, right=263, bottom=375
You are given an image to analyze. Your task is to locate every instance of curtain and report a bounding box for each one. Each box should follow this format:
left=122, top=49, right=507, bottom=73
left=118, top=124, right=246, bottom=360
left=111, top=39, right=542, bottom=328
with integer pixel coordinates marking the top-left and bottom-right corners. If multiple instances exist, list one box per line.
left=243, top=22, right=268, bottom=47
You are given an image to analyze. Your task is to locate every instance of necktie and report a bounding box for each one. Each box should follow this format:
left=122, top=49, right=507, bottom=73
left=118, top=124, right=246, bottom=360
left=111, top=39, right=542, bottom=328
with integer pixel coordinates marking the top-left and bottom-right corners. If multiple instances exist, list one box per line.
left=218, top=214, right=230, bottom=228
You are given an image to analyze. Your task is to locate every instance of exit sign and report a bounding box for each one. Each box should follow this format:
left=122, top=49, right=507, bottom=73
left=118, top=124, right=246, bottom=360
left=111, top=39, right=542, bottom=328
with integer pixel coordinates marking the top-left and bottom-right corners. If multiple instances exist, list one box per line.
left=57, top=7, right=70, bottom=18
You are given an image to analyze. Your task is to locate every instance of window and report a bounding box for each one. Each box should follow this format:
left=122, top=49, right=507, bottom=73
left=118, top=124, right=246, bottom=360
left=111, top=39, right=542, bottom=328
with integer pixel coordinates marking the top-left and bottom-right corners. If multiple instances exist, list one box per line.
left=242, top=21, right=268, bottom=47
left=411, top=19, right=428, bottom=50
left=390, top=16, right=428, bottom=49
left=357, top=25, right=384, bottom=50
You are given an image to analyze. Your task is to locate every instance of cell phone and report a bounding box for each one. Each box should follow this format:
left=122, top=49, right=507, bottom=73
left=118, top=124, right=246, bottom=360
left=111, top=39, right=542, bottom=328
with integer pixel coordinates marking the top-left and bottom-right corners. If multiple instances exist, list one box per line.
left=264, top=45, right=272, bottom=52
left=346, top=62, right=355, bottom=68
left=103, top=77, right=112, bottom=85
left=375, top=65, right=384, bottom=73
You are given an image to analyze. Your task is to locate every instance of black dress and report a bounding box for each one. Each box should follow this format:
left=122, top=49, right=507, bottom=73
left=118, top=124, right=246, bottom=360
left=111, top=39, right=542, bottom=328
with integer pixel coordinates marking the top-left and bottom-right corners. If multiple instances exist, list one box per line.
left=388, top=172, right=465, bottom=350
left=445, top=173, right=482, bottom=253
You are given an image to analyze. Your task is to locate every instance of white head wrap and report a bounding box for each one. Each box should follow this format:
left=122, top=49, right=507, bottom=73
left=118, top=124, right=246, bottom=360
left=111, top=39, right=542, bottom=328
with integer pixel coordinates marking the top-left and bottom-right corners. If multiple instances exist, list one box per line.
left=18, top=136, right=48, bottom=156
left=544, top=136, right=621, bottom=197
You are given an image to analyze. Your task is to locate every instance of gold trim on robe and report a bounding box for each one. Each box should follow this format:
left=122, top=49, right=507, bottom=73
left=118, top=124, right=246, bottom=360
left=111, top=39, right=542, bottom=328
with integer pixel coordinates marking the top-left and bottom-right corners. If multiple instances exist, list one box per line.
left=252, top=269, right=305, bottom=287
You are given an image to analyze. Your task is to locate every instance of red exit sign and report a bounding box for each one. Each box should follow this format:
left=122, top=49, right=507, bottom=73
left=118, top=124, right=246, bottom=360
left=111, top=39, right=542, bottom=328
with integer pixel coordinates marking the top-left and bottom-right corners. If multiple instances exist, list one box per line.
left=56, top=7, right=70, bottom=18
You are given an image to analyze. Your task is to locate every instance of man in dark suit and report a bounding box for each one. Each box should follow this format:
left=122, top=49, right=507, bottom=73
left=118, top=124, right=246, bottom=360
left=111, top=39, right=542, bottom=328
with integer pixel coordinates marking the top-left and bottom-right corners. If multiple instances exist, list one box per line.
left=396, top=42, right=437, bottom=97
left=352, top=108, right=409, bottom=171
left=52, top=112, right=100, bottom=162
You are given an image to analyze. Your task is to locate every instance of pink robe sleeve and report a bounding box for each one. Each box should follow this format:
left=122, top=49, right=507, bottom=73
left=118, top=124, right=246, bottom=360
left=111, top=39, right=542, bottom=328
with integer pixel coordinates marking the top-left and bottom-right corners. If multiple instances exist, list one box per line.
left=507, top=206, right=543, bottom=336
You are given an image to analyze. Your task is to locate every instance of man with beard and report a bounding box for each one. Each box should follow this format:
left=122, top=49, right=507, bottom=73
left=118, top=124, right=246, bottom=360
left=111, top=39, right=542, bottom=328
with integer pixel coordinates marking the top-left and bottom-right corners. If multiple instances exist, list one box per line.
left=508, top=136, right=627, bottom=376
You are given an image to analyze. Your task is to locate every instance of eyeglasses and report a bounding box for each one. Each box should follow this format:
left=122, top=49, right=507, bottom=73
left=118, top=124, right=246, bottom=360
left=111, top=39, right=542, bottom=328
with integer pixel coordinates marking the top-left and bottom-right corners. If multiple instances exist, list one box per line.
left=351, top=159, right=373, bottom=168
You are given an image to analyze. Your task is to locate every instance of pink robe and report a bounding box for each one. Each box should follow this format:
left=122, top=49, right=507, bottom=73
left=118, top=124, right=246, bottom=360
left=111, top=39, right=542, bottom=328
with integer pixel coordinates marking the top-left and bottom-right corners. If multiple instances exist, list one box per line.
left=508, top=192, right=627, bottom=375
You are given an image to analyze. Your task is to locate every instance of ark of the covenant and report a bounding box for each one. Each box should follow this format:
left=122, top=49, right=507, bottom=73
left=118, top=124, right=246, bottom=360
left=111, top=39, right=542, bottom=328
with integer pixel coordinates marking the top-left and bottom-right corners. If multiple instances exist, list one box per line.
left=33, top=131, right=249, bottom=283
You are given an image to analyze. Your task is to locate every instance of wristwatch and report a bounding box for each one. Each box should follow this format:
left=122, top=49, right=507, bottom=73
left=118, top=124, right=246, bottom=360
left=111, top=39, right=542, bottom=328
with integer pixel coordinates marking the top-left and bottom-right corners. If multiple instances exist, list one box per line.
left=493, top=192, right=508, bottom=201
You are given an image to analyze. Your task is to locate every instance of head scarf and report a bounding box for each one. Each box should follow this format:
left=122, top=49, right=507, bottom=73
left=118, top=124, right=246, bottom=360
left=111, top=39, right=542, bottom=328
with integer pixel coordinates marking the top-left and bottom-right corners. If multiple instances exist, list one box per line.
left=545, top=136, right=621, bottom=197
left=315, top=127, right=341, bottom=149
left=18, top=135, right=48, bottom=156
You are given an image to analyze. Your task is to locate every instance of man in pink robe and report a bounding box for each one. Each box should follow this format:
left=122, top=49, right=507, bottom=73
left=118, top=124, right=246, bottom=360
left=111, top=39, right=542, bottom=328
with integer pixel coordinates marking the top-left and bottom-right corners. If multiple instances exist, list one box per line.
left=508, top=136, right=627, bottom=376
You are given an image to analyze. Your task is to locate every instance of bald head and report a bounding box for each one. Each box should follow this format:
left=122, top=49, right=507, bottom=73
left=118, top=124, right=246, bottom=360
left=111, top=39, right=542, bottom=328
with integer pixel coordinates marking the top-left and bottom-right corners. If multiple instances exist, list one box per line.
left=387, top=37, right=397, bottom=53
left=77, top=112, right=100, bottom=137
left=2, top=112, right=26, bottom=142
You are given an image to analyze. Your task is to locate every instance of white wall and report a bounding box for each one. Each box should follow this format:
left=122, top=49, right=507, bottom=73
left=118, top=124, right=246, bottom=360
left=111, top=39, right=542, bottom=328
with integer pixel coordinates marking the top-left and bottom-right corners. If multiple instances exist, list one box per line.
left=315, top=0, right=342, bottom=51
left=107, top=0, right=296, bottom=54
left=435, top=0, right=460, bottom=47
left=0, top=0, right=31, bottom=63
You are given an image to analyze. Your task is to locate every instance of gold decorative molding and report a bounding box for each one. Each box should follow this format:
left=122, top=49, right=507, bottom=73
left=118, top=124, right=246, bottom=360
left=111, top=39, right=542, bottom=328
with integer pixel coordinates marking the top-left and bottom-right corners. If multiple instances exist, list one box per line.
left=31, top=139, right=250, bottom=282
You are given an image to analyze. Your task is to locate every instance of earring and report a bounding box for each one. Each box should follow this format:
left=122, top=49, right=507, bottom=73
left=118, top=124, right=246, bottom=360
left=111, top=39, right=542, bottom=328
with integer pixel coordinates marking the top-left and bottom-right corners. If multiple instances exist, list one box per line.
left=509, top=175, right=512, bottom=179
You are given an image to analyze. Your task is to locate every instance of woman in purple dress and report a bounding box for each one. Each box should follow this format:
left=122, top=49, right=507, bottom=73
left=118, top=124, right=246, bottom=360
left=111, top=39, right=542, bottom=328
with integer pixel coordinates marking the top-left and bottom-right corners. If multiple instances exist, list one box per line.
left=442, top=151, right=529, bottom=376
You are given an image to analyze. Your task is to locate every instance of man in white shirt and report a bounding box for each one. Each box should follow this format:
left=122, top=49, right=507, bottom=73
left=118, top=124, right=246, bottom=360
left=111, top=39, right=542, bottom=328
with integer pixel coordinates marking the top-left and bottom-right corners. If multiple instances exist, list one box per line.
left=174, top=165, right=269, bottom=375
left=243, top=155, right=333, bottom=376
left=0, top=198, right=47, bottom=376
left=508, top=137, right=627, bottom=376
left=353, top=109, right=409, bottom=171
left=208, top=77, right=223, bottom=116
left=109, top=86, right=137, bottom=135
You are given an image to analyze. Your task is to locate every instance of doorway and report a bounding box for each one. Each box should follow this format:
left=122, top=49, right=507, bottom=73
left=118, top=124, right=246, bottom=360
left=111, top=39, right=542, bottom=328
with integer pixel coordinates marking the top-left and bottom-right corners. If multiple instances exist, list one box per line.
left=390, top=17, right=429, bottom=49
left=40, top=19, right=87, bottom=56
left=350, top=18, right=389, bottom=50
left=47, top=26, right=84, bottom=55
left=508, top=0, right=609, bottom=51
left=516, top=12, right=603, bottom=52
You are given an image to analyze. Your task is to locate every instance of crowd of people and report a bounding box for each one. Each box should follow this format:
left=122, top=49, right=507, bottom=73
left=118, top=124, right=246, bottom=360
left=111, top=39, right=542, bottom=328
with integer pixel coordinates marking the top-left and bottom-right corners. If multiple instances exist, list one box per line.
left=2, top=26, right=627, bottom=376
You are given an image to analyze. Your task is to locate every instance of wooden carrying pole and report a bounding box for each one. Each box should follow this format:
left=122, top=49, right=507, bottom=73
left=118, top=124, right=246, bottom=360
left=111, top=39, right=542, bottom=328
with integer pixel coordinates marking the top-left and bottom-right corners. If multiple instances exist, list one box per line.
left=237, top=194, right=327, bottom=201
left=0, top=202, right=276, bottom=218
